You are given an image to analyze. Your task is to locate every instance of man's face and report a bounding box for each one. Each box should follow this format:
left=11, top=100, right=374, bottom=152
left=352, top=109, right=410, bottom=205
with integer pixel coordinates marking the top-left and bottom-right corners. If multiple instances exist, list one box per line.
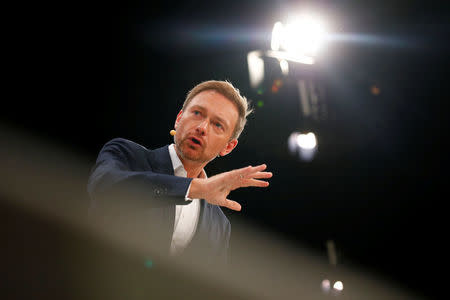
left=174, top=90, right=239, bottom=164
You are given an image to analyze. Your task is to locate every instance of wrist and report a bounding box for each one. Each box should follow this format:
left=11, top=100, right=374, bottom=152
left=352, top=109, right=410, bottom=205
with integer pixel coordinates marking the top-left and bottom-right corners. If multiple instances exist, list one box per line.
left=188, top=178, right=205, bottom=199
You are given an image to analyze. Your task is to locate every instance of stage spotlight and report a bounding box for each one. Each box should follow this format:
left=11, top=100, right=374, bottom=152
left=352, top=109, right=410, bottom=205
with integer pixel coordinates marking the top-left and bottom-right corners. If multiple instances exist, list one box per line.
left=297, top=132, right=317, bottom=149
left=321, top=279, right=331, bottom=293
left=333, top=280, right=344, bottom=291
left=288, top=131, right=318, bottom=162
left=279, top=59, right=289, bottom=76
left=247, top=50, right=265, bottom=88
left=247, top=13, right=328, bottom=87
left=270, top=14, right=327, bottom=64
left=271, top=22, right=283, bottom=51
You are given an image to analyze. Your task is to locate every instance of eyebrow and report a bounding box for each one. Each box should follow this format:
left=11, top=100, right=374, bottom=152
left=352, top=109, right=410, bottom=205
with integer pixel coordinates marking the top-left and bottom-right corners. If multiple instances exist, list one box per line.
left=190, top=105, right=229, bottom=130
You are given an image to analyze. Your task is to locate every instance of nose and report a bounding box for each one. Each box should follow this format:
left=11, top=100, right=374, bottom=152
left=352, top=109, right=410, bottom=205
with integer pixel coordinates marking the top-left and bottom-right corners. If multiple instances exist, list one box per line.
left=195, top=119, right=208, bottom=136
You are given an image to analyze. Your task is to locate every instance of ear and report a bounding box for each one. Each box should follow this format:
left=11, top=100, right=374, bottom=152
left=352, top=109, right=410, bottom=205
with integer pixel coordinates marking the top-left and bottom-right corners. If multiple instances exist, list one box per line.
left=219, top=139, right=238, bottom=157
left=174, top=110, right=183, bottom=129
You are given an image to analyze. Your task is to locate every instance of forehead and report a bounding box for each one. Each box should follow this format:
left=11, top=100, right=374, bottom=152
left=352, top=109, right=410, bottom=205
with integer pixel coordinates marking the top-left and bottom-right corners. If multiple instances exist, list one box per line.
left=186, top=90, right=239, bottom=125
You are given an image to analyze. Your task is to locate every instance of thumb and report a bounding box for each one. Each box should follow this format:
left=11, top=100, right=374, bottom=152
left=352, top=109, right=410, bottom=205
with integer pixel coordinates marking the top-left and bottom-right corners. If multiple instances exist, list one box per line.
left=223, top=199, right=242, bottom=211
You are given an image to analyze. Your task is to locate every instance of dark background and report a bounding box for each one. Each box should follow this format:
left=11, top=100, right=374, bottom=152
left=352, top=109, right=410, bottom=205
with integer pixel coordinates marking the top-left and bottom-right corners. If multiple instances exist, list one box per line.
left=3, top=0, right=449, bottom=299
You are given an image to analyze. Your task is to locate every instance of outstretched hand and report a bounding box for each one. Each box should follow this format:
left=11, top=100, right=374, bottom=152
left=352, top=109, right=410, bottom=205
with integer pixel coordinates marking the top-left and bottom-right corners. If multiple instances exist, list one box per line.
left=188, top=164, right=273, bottom=211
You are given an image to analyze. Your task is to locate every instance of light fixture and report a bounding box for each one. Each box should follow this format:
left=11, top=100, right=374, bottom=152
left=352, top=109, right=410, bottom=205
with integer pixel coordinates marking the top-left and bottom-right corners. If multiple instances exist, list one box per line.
left=270, top=14, right=328, bottom=64
left=288, top=131, right=318, bottom=162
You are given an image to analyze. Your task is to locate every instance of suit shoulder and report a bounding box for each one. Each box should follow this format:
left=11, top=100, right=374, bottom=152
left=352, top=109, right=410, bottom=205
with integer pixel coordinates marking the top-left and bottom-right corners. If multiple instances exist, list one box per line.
left=101, top=138, right=149, bottom=153
left=104, top=137, right=144, bottom=147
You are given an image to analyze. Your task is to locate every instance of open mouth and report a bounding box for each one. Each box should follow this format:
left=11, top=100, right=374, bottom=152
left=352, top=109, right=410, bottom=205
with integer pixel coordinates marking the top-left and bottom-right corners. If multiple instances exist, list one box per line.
left=190, top=137, right=202, bottom=146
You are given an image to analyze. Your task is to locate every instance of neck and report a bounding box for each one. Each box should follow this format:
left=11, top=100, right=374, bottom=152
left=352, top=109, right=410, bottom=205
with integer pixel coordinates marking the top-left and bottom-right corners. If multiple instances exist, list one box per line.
left=174, top=145, right=207, bottom=178
left=183, top=161, right=207, bottom=178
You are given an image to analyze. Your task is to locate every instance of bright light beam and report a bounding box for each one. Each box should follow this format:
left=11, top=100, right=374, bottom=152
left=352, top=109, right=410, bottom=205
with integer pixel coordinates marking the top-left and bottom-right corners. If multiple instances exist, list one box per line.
left=271, top=14, right=328, bottom=64
left=283, top=15, right=327, bottom=56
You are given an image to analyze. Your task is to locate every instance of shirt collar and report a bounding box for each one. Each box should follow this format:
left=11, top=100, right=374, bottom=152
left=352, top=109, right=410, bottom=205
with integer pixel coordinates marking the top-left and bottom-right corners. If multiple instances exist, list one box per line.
left=168, top=144, right=187, bottom=177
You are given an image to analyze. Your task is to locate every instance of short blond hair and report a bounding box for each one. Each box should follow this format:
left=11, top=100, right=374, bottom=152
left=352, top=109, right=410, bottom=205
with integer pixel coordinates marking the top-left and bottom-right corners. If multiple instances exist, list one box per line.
left=182, top=80, right=253, bottom=140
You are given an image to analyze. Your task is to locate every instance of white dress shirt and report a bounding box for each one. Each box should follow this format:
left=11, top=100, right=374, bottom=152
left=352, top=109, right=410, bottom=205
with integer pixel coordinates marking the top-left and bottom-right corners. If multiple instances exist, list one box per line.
left=168, top=144, right=201, bottom=256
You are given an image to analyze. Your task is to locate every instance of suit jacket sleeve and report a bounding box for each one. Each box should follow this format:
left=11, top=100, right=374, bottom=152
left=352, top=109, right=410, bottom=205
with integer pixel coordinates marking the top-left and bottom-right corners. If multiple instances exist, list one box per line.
left=87, top=138, right=192, bottom=209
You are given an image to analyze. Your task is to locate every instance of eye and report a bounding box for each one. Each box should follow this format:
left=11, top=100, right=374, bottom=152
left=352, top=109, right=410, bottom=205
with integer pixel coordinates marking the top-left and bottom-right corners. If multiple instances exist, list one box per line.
left=193, top=110, right=201, bottom=116
left=215, top=122, right=223, bottom=129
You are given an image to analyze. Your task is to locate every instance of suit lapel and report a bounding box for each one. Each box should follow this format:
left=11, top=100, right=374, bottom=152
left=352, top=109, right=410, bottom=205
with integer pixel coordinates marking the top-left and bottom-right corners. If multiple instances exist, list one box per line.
left=190, top=199, right=207, bottom=243
left=147, top=145, right=174, bottom=175
left=145, top=144, right=176, bottom=243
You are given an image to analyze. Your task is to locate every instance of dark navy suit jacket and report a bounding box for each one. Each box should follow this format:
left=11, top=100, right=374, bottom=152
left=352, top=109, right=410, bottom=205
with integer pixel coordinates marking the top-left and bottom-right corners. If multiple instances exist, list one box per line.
left=87, top=138, right=231, bottom=264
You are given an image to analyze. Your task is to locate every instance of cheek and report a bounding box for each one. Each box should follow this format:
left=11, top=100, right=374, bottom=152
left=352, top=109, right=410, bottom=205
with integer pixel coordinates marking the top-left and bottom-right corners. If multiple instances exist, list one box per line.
left=176, top=119, right=187, bottom=132
left=212, top=137, right=228, bottom=150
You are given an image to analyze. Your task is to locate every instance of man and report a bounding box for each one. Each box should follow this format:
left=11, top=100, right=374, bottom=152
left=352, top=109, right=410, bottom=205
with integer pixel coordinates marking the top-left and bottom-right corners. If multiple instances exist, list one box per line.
left=87, top=80, right=272, bottom=265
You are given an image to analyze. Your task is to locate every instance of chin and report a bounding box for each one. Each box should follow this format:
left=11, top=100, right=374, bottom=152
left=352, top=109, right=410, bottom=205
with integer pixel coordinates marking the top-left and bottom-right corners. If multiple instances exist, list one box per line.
left=180, top=146, right=202, bottom=160
left=179, top=141, right=213, bottom=162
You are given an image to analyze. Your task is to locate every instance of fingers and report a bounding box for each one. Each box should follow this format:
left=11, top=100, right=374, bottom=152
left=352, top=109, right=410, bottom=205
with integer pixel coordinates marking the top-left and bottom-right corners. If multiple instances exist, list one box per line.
left=241, top=179, right=270, bottom=188
left=218, top=164, right=272, bottom=211
left=246, top=164, right=267, bottom=174
left=223, top=199, right=241, bottom=211
left=231, top=164, right=272, bottom=188
left=232, top=174, right=271, bottom=190
left=236, top=164, right=268, bottom=178
left=251, top=171, right=273, bottom=179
